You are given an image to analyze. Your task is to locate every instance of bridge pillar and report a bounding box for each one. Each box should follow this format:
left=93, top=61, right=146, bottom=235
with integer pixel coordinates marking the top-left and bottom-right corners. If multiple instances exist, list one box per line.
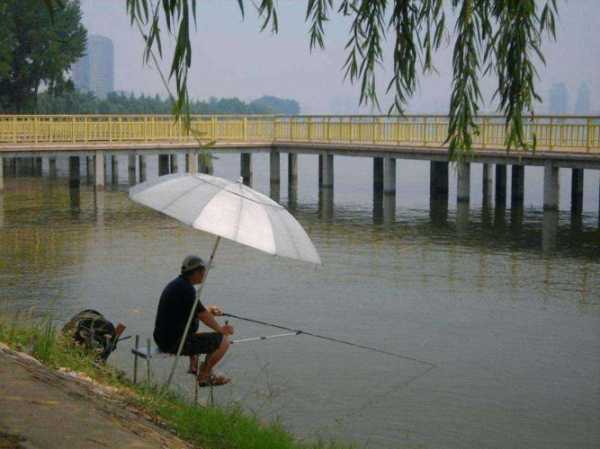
left=49, top=157, right=57, bottom=179
left=241, top=153, right=253, bottom=186
left=482, top=164, right=493, bottom=208
left=288, top=153, right=298, bottom=206
left=111, top=155, right=119, bottom=184
left=430, top=161, right=449, bottom=200
left=0, top=156, right=4, bottom=192
left=543, top=161, right=559, bottom=210
left=128, top=154, right=136, bottom=185
left=138, top=155, right=147, bottom=183
left=69, top=156, right=80, bottom=188
left=186, top=152, right=197, bottom=174
left=95, top=152, right=105, bottom=189
left=511, top=165, right=525, bottom=208
left=158, top=154, right=170, bottom=176
left=42, top=157, right=49, bottom=175
left=170, top=154, right=178, bottom=173
left=457, top=162, right=470, bottom=203
left=270, top=150, right=280, bottom=184
left=270, top=150, right=280, bottom=201
left=571, top=168, right=584, bottom=216
left=199, top=154, right=213, bottom=175
left=373, top=157, right=383, bottom=195
left=383, top=157, right=396, bottom=194
left=495, top=164, right=507, bottom=208
left=86, top=156, right=94, bottom=183
left=320, top=153, right=334, bottom=189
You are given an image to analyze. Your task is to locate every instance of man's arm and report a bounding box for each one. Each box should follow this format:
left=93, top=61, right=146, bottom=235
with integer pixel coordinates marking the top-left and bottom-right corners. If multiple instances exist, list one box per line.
left=197, top=310, right=233, bottom=335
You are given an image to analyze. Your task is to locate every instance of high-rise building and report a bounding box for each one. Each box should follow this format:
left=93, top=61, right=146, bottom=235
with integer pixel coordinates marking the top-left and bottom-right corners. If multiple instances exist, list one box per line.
left=72, top=35, right=114, bottom=99
left=548, top=82, right=569, bottom=114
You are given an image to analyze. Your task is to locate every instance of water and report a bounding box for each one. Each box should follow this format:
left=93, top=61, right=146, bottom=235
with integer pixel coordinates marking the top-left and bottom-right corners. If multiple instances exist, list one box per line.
left=1, top=153, right=599, bottom=449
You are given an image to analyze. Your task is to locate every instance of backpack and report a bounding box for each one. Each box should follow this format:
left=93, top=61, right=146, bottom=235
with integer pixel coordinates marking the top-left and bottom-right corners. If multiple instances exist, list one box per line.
left=62, top=309, right=119, bottom=362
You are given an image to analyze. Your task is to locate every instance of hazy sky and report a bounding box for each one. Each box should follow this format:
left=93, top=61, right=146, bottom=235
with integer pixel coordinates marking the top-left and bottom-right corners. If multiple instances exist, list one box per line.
left=80, top=0, right=600, bottom=114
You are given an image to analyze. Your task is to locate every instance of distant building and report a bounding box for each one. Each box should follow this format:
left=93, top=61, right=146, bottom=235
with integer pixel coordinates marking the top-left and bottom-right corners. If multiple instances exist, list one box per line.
left=548, top=82, right=569, bottom=114
left=72, top=35, right=114, bottom=99
left=574, top=82, right=591, bottom=115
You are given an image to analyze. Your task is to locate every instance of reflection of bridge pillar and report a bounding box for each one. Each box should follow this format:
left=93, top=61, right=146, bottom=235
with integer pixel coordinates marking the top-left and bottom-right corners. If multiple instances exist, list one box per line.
left=456, top=201, right=470, bottom=235
left=49, top=157, right=57, bottom=179
left=482, top=163, right=493, bottom=208
left=571, top=168, right=584, bottom=216
left=288, top=153, right=298, bottom=207
left=158, top=154, right=170, bottom=176
left=170, top=154, right=178, bottom=173
left=0, top=156, right=4, bottom=192
left=511, top=165, right=525, bottom=208
left=542, top=209, right=558, bottom=254
left=430, top=161, right=449, bottom=200
left=95, top=152, right=105, bottom=189
left=138, top=155, right=147, bottom=183
left=128, top=154, right=136, bottom=185
left=42, top=157, right=49, bottom=175
left=241, top=153, right=253, bottom=186
left=457, top=162, right=470, bottom=204
left=111, top=155, right=119, bottom=185
left=318, top=187, right=334, bottom=220
left=69, top=156, right=80, bottom=188
left=320, top=153, right=334, bottom=189
left=543, top=161, right=559, bottom=210
left=495, top=164, right=507, bottom=209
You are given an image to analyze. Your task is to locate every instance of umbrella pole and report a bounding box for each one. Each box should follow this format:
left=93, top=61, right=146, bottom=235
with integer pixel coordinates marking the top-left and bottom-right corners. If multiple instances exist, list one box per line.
left=164, top=236, right=222, bottom=389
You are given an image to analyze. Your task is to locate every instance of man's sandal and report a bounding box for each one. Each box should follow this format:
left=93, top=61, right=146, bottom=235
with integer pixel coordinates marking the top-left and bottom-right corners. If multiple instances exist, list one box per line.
left=197, top=373, right=231, bottom=388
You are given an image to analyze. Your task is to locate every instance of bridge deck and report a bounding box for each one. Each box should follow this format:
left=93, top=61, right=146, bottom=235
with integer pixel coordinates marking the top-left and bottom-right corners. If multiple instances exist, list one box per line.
left=0, top=114, right=598, bottom=168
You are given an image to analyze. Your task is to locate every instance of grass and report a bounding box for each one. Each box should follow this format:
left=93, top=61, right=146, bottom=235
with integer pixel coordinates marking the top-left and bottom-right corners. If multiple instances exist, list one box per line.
left=0, top=312, right=354, bottom=449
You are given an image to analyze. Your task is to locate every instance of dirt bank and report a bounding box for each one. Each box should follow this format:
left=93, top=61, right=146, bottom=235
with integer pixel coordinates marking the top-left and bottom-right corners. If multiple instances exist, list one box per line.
left=0, top=343, right=194, bottom=449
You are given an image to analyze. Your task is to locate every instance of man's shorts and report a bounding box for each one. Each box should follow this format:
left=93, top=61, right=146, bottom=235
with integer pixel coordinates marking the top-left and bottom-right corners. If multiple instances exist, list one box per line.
left=170, top=332, right=223, bottom=356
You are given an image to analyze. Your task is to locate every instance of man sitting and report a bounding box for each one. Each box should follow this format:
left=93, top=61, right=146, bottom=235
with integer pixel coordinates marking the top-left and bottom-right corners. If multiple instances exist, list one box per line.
left=153, top=255, right=234, bottom=386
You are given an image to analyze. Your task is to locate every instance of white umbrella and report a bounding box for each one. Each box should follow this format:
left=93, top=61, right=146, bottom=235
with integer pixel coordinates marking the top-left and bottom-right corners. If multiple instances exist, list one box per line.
left=129, top=173, right=321, bottom=386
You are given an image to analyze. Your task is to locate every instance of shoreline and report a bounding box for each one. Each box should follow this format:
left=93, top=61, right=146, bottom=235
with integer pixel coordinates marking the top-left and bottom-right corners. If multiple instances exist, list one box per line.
left=0, top=317, right=354, bottom=449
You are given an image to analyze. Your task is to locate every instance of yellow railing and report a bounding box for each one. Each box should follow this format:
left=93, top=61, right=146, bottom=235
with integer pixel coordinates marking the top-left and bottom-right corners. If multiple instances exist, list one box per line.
left=0, top=114, right=598, bottom=153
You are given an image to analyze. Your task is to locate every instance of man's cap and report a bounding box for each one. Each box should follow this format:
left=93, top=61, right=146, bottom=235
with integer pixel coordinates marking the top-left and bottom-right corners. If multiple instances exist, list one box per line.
left=181, top=255, right=206, bottom=274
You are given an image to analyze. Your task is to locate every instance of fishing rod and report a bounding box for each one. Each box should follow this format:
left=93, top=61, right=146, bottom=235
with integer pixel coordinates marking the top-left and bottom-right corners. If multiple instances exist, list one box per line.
left=223, top=312, right=436, bottom=368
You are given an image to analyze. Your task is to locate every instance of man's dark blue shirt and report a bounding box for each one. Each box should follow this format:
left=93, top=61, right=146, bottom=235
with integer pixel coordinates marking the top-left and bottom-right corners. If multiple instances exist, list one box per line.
left=153, top=275, right=206, bottom=352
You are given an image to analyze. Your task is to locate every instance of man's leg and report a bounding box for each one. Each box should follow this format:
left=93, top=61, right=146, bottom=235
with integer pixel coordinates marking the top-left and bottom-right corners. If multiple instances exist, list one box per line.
left=188, top=354, right=198, bottom=373
left=198, top=336, right=230, bottom=382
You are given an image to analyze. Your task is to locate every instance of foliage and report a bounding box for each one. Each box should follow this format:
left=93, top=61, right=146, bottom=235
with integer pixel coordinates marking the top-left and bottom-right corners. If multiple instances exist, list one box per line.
left=0, top=0, right=86, bottom=112
left=125, top=0, right=559, bottom=159
left=35, top=90, right=300, bottom=115
left=0, top=313, right=353, bottom=449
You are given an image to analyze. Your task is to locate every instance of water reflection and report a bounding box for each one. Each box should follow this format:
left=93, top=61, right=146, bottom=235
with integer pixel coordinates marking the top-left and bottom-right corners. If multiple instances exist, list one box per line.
left=1, top=157, right=599, bottom=449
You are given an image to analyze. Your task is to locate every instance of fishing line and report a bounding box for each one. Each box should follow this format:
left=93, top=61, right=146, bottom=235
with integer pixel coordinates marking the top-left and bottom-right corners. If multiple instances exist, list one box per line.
left=223, top=312, right=436, bottom=368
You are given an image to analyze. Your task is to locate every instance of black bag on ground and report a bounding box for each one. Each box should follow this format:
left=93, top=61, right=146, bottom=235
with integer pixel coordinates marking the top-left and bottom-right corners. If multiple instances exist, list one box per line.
left=62, top=309, right=118, bottom=362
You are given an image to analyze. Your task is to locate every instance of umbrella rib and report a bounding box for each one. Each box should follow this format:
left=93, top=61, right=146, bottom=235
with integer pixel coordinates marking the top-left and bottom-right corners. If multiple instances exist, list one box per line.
left=196, top=176, right=285, bottom=210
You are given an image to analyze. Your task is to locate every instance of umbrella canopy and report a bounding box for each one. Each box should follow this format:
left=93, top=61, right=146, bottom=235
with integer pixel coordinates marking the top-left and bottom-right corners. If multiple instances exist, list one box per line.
left=129, top=173, right=321, bottom=265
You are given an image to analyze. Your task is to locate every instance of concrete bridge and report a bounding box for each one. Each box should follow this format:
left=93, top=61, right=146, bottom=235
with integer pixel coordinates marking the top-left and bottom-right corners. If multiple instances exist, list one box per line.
left=1, top=114, right=599, bottom=237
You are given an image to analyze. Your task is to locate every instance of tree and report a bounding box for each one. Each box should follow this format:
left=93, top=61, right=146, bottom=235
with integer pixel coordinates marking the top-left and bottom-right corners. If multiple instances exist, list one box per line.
left=250, top=96, right=301, bottom=115
left=0, top=0, right=86, bottom=112
left=122, top=0, right=558, bottom=159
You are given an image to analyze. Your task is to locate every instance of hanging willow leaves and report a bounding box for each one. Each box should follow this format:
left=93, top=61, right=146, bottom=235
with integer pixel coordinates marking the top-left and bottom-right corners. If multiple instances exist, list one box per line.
left=119, top=1, right=559, bottom=159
